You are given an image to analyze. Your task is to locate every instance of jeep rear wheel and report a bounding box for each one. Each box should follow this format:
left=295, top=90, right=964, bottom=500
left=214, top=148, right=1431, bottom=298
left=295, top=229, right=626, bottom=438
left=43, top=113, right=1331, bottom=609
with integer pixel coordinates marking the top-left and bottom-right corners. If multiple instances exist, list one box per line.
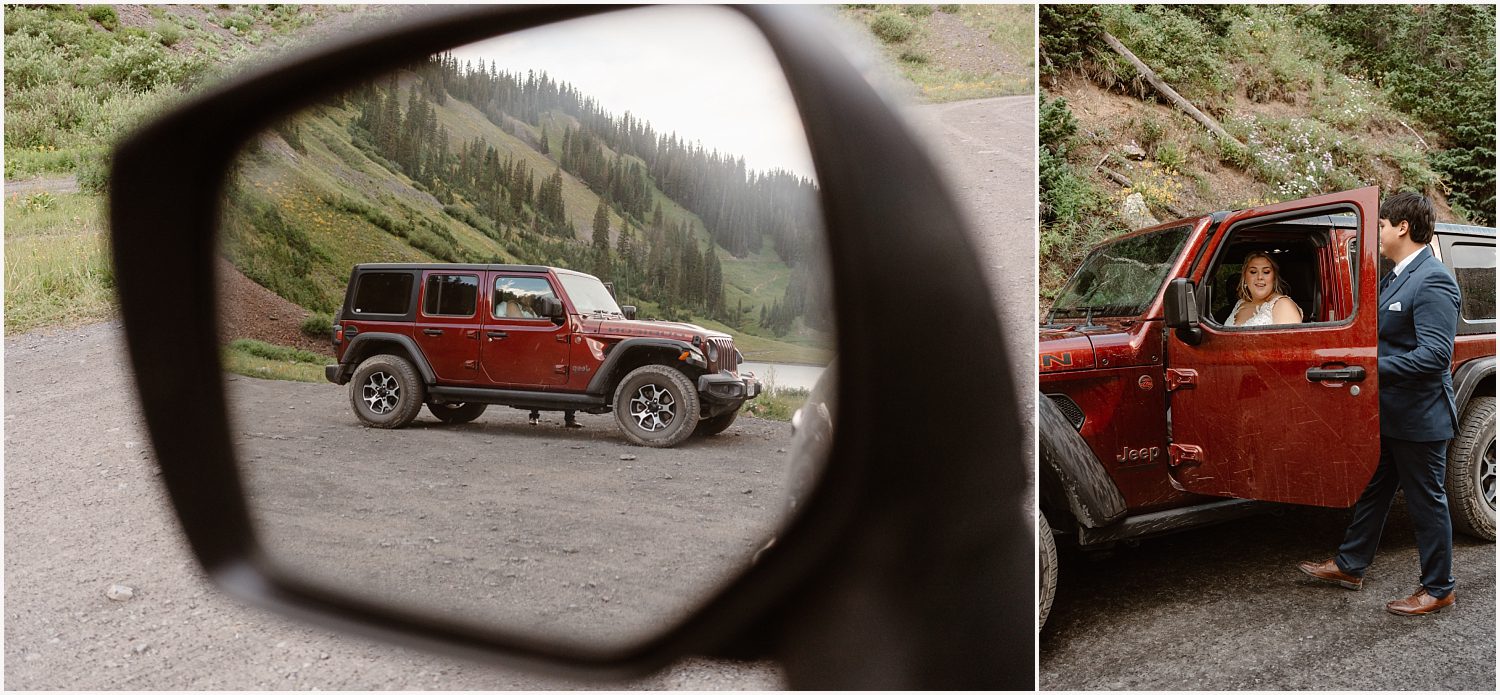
left=349, top=355, right=425, bottom=429
left=1447, top=395, right=1496, bottom=541
left=693, top=408, right=739, bottom=437
left=613, top=365, right=700, bottom=448
left=1039, top=516, right=1058, bottom=630
left=428, top=402, right=487, bottom=424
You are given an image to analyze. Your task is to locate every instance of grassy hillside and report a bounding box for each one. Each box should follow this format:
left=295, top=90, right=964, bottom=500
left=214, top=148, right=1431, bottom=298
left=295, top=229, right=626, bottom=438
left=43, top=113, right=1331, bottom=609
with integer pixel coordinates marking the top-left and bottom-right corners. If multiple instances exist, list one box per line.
left=5, top=5, right=833, bottom=366
left=1039, top=4, right=1495, bottom=301
left=839, top=4, right=1034, bottom=103
left=4, top=4, right=405, bottom=333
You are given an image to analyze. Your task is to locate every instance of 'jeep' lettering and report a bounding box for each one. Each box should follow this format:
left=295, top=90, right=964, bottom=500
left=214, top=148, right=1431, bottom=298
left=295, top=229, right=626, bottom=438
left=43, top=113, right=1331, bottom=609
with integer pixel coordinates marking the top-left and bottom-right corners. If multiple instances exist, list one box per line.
left=1040, top=352, right=1073, bottom=369
left=1116, top=446, right=1162, bottom=464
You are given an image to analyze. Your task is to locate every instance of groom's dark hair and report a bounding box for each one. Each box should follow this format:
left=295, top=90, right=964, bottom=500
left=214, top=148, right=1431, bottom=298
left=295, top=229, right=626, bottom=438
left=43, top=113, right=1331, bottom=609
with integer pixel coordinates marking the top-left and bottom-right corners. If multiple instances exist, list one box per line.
left=1380, top=191, right=1436, bottom=243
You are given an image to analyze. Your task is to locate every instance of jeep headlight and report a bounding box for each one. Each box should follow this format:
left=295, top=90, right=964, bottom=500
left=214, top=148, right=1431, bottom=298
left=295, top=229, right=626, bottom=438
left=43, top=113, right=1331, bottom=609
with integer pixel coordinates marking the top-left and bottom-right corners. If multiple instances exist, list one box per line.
left=706, top=341, right=719, bottom=363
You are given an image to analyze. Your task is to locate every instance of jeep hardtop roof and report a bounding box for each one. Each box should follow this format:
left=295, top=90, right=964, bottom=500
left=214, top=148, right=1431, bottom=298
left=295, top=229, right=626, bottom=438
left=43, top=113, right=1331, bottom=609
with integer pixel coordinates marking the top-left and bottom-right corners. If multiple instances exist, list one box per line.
left=349, top=263, right=602, bottom=278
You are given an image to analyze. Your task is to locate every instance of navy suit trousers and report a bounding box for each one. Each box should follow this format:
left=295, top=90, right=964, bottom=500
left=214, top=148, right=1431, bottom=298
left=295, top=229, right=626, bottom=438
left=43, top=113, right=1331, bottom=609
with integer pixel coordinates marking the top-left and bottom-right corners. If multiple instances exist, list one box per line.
left=1335, top=436, right=1455, bottom=598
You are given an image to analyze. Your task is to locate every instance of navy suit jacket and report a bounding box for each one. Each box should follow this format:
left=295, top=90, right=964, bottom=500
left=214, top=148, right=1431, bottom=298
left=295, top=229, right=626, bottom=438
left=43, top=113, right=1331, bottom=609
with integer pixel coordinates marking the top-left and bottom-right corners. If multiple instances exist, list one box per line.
left=1377, top=247, right=1461, bottom=441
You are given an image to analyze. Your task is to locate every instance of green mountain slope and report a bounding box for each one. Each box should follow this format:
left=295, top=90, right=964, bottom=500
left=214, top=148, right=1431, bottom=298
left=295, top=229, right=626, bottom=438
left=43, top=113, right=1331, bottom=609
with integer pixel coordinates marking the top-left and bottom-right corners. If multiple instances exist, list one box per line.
left=224, top=61, right=831, bottom=363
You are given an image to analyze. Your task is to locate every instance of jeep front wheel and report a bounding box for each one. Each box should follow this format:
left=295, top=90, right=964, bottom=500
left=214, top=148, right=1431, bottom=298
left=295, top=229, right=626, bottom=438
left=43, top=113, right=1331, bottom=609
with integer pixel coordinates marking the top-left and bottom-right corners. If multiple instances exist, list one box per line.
left=349, top=355, right=425, bottom=429
left=693, top=408, right=739, bottom=437
left=613, top=365, right=700, bottom=447
left=428, top=402, right=487, bottom=424
left=1039, top=516, right=1058, bottom=630
left=1447, top=395, right=1496, bottom=541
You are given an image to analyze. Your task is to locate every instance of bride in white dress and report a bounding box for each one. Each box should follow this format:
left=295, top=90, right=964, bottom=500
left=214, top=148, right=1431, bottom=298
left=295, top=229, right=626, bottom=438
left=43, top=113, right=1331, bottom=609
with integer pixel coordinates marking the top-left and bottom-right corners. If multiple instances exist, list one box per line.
left=1225, top=251, right=1304, bottom=326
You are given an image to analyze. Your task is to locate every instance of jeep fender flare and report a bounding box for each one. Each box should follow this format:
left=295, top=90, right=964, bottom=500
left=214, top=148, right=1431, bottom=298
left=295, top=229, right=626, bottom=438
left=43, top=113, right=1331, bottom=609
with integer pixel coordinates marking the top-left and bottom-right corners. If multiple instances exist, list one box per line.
left=1454, top=356, right=1495, bottom=408
left=1039, top=393, right=1127, bottom=530
left=585, top=337, right=699, bottom=396
left=339, top=333, right=437, bottom=385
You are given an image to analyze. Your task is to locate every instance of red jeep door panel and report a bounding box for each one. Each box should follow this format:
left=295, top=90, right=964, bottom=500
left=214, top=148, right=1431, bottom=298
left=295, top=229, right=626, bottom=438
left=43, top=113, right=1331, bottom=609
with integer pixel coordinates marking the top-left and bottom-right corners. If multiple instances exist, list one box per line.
left=480, top=273, right=571, bottom=387
left=415, top=271, right=483, bottom=383
left=1166, top=187, right=1381, bottom=508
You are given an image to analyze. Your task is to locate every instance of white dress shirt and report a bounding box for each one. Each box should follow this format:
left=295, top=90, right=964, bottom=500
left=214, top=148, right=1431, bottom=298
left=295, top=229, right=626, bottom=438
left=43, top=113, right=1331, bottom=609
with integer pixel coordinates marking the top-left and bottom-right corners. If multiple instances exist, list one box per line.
left=1391, top=246, right=1427, bottom=277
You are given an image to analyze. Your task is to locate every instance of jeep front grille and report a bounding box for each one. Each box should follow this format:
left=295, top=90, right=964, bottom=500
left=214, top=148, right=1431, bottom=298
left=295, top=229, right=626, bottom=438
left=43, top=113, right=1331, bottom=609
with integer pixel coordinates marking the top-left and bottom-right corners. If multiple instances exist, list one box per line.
left=1047, top=394, right=1085, bottom=430
left=709, top=337, right=736, bottom=374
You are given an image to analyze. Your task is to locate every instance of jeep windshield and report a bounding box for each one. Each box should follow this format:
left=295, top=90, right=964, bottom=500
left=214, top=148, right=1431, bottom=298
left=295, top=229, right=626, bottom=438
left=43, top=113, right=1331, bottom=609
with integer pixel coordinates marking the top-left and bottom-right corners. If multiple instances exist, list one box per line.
left=1050, top=224, right=1191, bottom=319
left=556, top=273, right=624, bottom=316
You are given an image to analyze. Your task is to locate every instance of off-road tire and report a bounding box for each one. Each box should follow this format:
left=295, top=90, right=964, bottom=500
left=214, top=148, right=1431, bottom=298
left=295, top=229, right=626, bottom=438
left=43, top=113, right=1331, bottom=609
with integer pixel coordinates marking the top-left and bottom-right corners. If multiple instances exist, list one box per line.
left=693, top=408, right=739, bottom=437
left=613, top=365, right=700, bottom=448
left=1038, top=516, right=1059, bottom=630
left=1447, top=396, right=1495, bottom=541
left=349, top=354, right=425, bottom=429
left=428, top=402, right=487, bottom=424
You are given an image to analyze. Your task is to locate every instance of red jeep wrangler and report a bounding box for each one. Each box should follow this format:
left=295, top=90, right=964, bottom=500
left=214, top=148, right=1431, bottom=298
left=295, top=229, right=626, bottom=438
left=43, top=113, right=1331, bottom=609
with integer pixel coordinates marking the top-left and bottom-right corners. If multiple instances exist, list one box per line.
left=324, top=263, right=761, bottom=447
left=1037, top=187, right=1496, bottom=626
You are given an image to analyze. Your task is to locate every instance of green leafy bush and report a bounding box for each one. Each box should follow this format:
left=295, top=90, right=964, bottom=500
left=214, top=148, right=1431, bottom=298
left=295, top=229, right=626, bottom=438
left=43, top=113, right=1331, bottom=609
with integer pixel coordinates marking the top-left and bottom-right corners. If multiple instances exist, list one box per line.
left=300, top=312, right=334, bottom=340
left=903, top=5, right=933, bottom=19
left=86, top=6, right=118, bottom=31
left=870, top=12, right=915, bottom=44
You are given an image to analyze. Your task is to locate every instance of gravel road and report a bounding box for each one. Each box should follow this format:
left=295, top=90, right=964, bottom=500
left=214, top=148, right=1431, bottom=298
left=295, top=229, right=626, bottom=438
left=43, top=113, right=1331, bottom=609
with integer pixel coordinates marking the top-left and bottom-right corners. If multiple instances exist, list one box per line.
left=1040, top=503, right=1496, bottom=690
left=4, top=322, right=786, bottom=689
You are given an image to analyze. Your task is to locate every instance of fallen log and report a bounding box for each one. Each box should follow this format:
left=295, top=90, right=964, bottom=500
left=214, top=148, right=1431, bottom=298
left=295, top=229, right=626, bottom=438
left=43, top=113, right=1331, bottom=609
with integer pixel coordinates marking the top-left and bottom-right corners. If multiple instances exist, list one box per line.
left=1101, top=31, right=1244, bottom=149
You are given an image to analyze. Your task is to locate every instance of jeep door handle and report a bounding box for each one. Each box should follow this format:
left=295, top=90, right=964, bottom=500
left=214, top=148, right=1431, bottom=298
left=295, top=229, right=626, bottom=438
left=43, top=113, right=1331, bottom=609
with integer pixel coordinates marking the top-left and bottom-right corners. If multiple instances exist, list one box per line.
left=487, top=330, right=508, bottom=340
left=1306, top=365, right=1365, bottom=382
left=422, top=329, right=443, bottom=336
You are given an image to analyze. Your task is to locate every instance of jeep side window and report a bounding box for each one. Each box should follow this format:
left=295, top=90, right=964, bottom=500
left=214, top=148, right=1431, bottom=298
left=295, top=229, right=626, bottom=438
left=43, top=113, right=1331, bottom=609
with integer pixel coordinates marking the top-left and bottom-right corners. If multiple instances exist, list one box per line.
left=1204, top=214, right=1355, bottom=327
left=423, top=274, right=478, bottom=317
left=1449, top=242, right=1496, bottom=325
left=351, top=272, right=414, bottom=315
left=492, top=276, right=558, bottom=320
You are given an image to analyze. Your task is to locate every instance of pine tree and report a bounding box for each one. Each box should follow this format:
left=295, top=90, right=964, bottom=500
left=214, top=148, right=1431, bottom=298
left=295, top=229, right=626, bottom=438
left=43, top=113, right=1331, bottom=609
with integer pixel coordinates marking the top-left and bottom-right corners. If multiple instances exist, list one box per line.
left=591, top=198, right=611, bottom=279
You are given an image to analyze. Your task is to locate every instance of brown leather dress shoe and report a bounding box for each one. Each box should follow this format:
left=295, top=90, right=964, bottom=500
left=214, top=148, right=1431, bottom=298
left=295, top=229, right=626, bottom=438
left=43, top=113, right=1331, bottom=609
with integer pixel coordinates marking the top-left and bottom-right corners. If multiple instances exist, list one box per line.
left=1297, top=558, right=1363, bottom=590
left=1386, top=588, right=1454, bottom=616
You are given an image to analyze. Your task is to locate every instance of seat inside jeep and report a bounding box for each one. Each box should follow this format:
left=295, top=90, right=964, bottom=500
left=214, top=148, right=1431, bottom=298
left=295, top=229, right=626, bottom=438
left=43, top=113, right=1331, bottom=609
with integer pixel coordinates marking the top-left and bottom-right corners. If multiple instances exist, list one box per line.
left=1204, top=215, right=1357, bottom=325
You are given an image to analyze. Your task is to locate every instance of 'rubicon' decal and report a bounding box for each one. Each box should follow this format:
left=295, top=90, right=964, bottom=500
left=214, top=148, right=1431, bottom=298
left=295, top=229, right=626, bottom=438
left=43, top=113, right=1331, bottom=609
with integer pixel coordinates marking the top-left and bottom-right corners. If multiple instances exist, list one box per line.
left=1040, top=352, right=1074, bottom=369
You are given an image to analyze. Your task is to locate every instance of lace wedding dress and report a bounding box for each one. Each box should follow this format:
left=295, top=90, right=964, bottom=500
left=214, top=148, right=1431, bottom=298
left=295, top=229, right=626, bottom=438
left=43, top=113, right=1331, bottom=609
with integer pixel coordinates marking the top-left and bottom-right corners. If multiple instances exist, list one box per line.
left=1225, top=295, right=1290, bottom=327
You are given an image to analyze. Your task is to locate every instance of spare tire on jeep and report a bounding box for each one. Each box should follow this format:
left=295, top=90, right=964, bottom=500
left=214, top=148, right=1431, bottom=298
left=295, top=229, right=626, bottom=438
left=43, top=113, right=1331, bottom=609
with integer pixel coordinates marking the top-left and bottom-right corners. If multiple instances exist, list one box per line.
left=613, top=364, right=700, bottom=447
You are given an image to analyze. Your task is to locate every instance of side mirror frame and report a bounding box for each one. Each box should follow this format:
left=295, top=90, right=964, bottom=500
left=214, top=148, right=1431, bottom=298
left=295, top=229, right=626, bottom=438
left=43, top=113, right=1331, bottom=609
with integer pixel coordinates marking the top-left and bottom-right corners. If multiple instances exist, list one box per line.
left=620, top=305, right=638, bottom=320
left=108, top=4, right=1029, bottom=688
left=1164, top=278, right=1204, bottom=345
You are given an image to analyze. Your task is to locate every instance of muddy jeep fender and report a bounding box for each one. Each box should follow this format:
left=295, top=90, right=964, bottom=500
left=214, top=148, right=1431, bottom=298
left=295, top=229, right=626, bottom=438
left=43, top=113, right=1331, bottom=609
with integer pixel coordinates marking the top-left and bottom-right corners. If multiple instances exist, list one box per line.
left=329, top=333, right=437, bottom=385
left=585, top=337, right=704, bottom=399
left=1454, top=356, right=1495, bottom=408
left=1039, top=394, right=1127, bottom=530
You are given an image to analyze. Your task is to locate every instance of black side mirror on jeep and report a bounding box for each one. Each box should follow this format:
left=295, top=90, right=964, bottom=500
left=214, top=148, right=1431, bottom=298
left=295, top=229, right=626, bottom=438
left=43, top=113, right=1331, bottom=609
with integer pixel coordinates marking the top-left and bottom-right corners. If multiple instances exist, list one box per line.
left=620, top=305, right=638, bottom=320
left=1164, top=278, right=1204, bottom=345
left=536, top=296, right=564, bottom=320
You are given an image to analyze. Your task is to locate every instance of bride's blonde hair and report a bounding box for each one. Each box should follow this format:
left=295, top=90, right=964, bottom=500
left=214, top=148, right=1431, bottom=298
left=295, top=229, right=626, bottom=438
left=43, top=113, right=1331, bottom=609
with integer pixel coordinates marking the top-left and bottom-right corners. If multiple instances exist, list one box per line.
left=1237, top=251, right=1290, bottom=302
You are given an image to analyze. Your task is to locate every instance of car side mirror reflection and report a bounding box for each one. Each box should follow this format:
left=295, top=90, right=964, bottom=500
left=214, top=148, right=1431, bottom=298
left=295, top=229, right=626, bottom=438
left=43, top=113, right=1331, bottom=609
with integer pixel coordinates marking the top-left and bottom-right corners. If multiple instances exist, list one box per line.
left=213, top=5, right=833, bottom=653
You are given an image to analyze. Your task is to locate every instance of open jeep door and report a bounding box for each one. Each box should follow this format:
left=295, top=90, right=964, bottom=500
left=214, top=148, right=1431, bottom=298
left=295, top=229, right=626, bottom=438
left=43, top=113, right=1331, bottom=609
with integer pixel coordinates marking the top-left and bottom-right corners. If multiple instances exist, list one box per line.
left=1165, top=186, right=1381, bottom=508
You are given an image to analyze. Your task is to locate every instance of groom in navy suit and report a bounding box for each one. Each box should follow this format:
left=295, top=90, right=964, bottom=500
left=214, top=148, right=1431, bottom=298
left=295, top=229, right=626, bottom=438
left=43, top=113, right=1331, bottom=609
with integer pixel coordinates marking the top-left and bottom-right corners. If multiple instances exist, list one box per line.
left=1298, top=191, right=1462, bottom=615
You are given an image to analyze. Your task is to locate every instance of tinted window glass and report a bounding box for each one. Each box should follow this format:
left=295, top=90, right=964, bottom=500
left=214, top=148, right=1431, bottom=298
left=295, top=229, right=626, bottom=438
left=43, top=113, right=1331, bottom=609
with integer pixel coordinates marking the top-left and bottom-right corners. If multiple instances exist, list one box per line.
left=492, top=276, right=558, bottom=319
left=352, top=272, right=413, bottom=315
left=1451, top=243, right=1496, bottom=321
left=423, top=274, right=478, bottom=317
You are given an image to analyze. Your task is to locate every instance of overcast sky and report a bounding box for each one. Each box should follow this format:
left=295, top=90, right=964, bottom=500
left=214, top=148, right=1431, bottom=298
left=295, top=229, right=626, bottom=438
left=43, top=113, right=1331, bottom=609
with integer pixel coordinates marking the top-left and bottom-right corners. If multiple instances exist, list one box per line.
left=448, top=6, right=817, bottom=180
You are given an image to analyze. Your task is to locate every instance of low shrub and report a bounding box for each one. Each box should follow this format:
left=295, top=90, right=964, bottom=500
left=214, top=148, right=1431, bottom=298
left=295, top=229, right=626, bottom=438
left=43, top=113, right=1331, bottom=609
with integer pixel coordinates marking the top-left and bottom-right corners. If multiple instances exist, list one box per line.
left=300, top=312, right=334, bottom=340
left=87, top=6, right=118, bottom=31
left=870, top=12, right=916, bottom=44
